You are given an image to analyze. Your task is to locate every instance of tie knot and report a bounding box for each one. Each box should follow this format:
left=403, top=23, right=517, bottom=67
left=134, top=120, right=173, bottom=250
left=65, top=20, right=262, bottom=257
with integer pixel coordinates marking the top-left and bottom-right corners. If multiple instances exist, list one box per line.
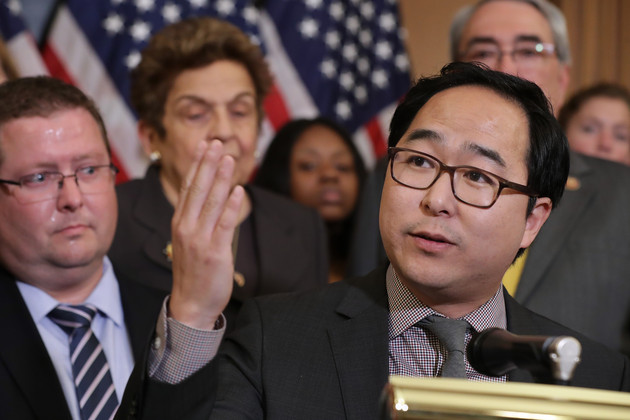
left=48, top=304, right=97, bottom=335
left=416, top=315, right=470, bottom=352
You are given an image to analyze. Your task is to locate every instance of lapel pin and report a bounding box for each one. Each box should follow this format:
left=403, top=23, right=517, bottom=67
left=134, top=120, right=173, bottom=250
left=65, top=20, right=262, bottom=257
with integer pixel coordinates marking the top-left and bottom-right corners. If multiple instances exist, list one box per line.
left=163, top=241, right=173, bottom=262
left=565, top=176, right=580, bottom=191
left=234, top=271, right=245, bottom=287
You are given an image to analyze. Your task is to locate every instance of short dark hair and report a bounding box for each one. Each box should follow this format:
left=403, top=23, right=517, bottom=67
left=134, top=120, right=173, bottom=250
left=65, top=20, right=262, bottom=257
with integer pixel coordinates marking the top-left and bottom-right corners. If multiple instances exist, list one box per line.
left=131, top=17, right=272, bottom=137
left=255, top=117, right=367, bottom=196
left=389, top=61, right=569, bottom=215
left=558, top=82, right=630, bottom=130
left=0, top=76, right=110, bottom=166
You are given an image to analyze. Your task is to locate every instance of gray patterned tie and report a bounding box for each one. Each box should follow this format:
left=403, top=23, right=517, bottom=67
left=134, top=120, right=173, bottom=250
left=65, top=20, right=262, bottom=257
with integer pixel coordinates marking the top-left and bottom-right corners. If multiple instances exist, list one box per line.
left=416, top=315, right=470, bottom=378
left=49, top=304, right=118, bottom=420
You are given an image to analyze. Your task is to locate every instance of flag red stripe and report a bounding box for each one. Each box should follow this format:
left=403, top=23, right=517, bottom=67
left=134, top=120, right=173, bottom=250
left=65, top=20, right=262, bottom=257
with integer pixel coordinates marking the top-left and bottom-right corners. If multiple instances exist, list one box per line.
left=365, top=117, right=387, bottom=158
left=263, top=83, right=291, bottom=131
left=41, top=43, right=130, bottom=184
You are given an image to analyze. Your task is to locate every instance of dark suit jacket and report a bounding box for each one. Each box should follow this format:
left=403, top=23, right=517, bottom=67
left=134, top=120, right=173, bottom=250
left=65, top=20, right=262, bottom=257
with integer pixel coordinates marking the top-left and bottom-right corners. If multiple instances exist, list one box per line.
left=110, top=165, right=328, bottom=323
left=0, top=266, right=166, bottom=420
left=514, top=152, right=630, bottom=352
left=119, top=266, right=630, bottom=420
left=348, top=151, right=630, bottom=353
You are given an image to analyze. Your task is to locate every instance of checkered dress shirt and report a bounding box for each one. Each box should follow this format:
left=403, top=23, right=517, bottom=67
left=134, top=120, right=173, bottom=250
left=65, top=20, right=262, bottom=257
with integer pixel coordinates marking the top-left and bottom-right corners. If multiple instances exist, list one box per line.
left=387, top=265, right=507, bottom=382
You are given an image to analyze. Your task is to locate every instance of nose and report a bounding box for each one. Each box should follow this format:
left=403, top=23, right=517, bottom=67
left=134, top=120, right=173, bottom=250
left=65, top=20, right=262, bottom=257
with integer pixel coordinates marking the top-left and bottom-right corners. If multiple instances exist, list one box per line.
left=319, top=162, right=339, bottom=182
left=597, top=130, right=614, bottom=152
left=210, top=107, right=236, bottom=143
left=495, top=52, right=519, bottom=76
left=56, top=175, right=83, bottom=211
left=420, top=171, right=457, bottom=216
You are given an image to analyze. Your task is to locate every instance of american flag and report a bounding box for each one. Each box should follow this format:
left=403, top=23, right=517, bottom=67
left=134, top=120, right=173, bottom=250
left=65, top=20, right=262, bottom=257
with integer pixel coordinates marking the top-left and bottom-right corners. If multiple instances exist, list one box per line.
left=0, top=0, right=48, bottom=76
left=1, top=0, right=410, bottom=181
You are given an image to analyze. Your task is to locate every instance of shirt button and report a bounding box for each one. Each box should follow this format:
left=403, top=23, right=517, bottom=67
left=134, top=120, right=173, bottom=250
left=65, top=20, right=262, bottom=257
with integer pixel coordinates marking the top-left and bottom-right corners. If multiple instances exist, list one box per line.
left=152, top=336, right=161, bottom=350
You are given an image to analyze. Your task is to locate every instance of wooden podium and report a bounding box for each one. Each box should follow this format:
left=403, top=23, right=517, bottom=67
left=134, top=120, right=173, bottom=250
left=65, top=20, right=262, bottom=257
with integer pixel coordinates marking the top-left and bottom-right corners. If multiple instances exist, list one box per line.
left=381, top=375, right=630, bottom=419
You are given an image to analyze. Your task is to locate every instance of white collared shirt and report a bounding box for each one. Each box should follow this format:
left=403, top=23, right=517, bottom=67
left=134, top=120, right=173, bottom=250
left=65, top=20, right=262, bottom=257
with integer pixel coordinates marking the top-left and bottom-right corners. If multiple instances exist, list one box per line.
left=17, top=257, right=134, bottom=420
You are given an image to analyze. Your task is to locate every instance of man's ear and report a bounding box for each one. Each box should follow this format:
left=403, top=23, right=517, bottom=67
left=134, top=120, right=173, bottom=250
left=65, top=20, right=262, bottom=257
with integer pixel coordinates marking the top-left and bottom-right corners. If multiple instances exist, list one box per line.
left=554, top=63, right=571, bottom=113
left=137, top=120, right=160, bottom=158
left=520, top=197, right=552, bottom=249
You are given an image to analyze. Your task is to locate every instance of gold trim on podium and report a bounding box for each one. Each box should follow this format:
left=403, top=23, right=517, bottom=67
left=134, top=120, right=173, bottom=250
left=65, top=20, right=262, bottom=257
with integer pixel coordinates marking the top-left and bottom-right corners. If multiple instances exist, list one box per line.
left=382, top=376, right=630, bottom=419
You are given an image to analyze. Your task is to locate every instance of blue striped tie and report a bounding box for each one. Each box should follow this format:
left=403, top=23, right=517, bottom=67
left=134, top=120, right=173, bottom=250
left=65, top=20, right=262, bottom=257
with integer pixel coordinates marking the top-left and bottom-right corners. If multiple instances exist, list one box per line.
left=48, top=304, right=118, bottom=420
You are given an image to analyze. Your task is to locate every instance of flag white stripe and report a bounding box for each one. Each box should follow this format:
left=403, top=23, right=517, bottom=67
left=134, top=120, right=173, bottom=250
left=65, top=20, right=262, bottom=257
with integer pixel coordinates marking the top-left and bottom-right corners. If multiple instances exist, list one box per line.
left=258, top=11, right=318, bottom=119
left=47, top=6, right=148, bottom=179
left=6, top=32, right=49, bottom=76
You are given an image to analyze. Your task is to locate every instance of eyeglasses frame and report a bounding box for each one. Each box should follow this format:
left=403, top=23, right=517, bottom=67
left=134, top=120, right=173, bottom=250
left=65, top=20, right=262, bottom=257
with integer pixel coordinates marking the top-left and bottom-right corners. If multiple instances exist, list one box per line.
left=387, top=147, right=539, bottom=209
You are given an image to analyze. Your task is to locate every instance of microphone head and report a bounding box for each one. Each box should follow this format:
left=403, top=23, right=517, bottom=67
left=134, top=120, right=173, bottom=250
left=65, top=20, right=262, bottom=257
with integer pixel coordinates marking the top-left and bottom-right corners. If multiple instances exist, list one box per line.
left=468, top=328, right=521, bottom=377
left=468, top=328, right=554, bottom=378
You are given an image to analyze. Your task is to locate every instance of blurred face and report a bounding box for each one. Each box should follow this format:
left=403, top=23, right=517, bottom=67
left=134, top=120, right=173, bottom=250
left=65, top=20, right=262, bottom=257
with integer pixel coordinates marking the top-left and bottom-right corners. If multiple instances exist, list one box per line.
left=0, top=108, right=117, bottom=295
left=289, top=124, right=360, bottom=221
left=565, top=96, right=630, bottom=165
left=145, top=60, right=259, bottom=198
left=458, top=0, right=570, bottom=113
left=379, top=86, right=550, bottom=314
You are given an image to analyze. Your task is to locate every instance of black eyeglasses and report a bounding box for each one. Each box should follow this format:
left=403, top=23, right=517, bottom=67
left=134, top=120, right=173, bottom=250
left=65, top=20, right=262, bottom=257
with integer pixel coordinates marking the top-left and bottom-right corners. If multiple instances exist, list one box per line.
left=0, top=164, right=119, bottom=204
left=388, top=147, right=538, bottom=209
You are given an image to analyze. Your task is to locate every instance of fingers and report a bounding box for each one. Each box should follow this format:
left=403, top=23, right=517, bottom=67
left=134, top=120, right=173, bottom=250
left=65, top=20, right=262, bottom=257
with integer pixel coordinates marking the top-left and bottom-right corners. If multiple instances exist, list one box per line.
left=168, top=140, right=244, bottom=328
left=173, top=140, right=222, bottom=227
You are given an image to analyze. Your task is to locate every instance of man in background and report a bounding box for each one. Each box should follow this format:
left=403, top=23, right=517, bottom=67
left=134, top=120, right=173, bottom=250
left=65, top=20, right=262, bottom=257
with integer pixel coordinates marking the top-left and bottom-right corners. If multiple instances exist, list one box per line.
left=0, top=77, right=165, bottom=420
left=451, top=0, right=630, bottom=353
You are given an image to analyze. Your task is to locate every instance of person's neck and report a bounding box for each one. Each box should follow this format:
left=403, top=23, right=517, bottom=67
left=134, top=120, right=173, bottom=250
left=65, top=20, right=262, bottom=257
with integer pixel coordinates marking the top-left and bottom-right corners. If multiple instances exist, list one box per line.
left=19, top=261, right=104, bottom=305
left=401, top=278, right=498, bottom=319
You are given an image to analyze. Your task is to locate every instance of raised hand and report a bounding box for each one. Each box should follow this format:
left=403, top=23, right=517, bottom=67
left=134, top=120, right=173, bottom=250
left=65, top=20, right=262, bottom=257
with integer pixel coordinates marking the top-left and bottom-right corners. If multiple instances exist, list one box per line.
left=168, top=140, right=245, bottom=329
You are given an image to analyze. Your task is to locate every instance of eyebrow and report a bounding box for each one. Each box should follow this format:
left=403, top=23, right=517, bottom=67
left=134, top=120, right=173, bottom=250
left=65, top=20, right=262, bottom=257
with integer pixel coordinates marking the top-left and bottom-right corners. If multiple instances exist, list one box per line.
left=174, top=92, right=256, bottom=107
left=404, top=128, right=506, bottom=167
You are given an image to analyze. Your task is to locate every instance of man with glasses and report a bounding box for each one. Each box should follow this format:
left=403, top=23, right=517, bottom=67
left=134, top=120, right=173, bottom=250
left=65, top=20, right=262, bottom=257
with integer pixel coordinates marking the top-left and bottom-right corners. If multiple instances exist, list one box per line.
left=117, top=63, right=629, bottom=420
left=0, top=77, right=166, bottom=420
left=451, top=0, right=630, bottom=354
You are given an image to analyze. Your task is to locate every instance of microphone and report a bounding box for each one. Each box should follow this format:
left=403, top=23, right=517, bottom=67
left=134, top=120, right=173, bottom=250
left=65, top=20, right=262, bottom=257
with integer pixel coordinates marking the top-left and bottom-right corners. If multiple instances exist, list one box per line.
left=468, top=328, right=581, bottom=385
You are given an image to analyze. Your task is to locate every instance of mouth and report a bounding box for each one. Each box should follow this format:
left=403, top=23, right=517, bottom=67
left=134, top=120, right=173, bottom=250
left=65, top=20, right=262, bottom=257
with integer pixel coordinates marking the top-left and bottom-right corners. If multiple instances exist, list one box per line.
left=320, top=189, right=343, bottom=204
left=56, top=224, right=88, bottom=236
left=410, top=230, right=456, bottom=252
left=412, top=231, right=454, bottom=244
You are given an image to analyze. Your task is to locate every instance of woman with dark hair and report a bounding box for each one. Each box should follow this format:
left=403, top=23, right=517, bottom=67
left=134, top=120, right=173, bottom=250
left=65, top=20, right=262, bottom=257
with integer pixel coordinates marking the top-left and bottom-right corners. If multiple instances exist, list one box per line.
left=255, top=117, right=367, bottom=283
left=109, top=18, right=329, bottom=326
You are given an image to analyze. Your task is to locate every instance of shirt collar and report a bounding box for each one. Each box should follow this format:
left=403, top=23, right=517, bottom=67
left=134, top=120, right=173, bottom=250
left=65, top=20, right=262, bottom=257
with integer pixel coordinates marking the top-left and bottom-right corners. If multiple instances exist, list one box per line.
left=386, top=264, right=506, bottom=340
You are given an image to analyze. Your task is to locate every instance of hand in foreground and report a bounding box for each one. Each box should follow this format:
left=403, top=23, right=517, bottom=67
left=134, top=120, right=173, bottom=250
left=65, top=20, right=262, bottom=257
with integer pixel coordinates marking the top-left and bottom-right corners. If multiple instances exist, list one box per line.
left=168, top=140, right=245, bottom=329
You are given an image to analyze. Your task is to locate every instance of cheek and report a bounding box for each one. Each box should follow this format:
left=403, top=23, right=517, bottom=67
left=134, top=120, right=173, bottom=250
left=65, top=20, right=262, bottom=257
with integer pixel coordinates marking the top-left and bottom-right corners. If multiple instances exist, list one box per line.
left=0, top=201, right=50, bottom=251
left=236, top=124, right=259, bottom=154
left=342, top=174, right=360, bottom=206
left=290, top=172, right=318, bottom=205
left=566, top=127, right=595, bottom=149
left=379, top=182, right=408, bottom=240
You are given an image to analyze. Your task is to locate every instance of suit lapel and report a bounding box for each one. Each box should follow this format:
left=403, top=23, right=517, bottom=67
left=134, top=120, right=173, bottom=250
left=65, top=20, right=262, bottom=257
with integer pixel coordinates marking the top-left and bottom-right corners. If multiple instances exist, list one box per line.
left=327, top=269, right=390, bottom=419
left=504, top=289, right=544, bottom=383
left=247, top=186, right=312, bottom=294
left=116, top=270, right=167, bottom=361
left=132, top=166, right=174, bottom=272
left=516, top=152, right=596, bottom=302
left=0, top=272, right=72, bottom=419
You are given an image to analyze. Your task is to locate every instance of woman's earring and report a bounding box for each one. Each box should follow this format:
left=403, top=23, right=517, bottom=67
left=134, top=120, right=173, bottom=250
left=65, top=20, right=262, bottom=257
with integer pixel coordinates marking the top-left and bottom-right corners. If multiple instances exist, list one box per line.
left=149, top=150, right=162, bottom=162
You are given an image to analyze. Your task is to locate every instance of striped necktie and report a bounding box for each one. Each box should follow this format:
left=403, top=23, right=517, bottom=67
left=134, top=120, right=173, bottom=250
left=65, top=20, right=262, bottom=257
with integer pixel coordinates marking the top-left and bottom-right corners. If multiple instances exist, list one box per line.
left=48, top=304, right=118, bottom=420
